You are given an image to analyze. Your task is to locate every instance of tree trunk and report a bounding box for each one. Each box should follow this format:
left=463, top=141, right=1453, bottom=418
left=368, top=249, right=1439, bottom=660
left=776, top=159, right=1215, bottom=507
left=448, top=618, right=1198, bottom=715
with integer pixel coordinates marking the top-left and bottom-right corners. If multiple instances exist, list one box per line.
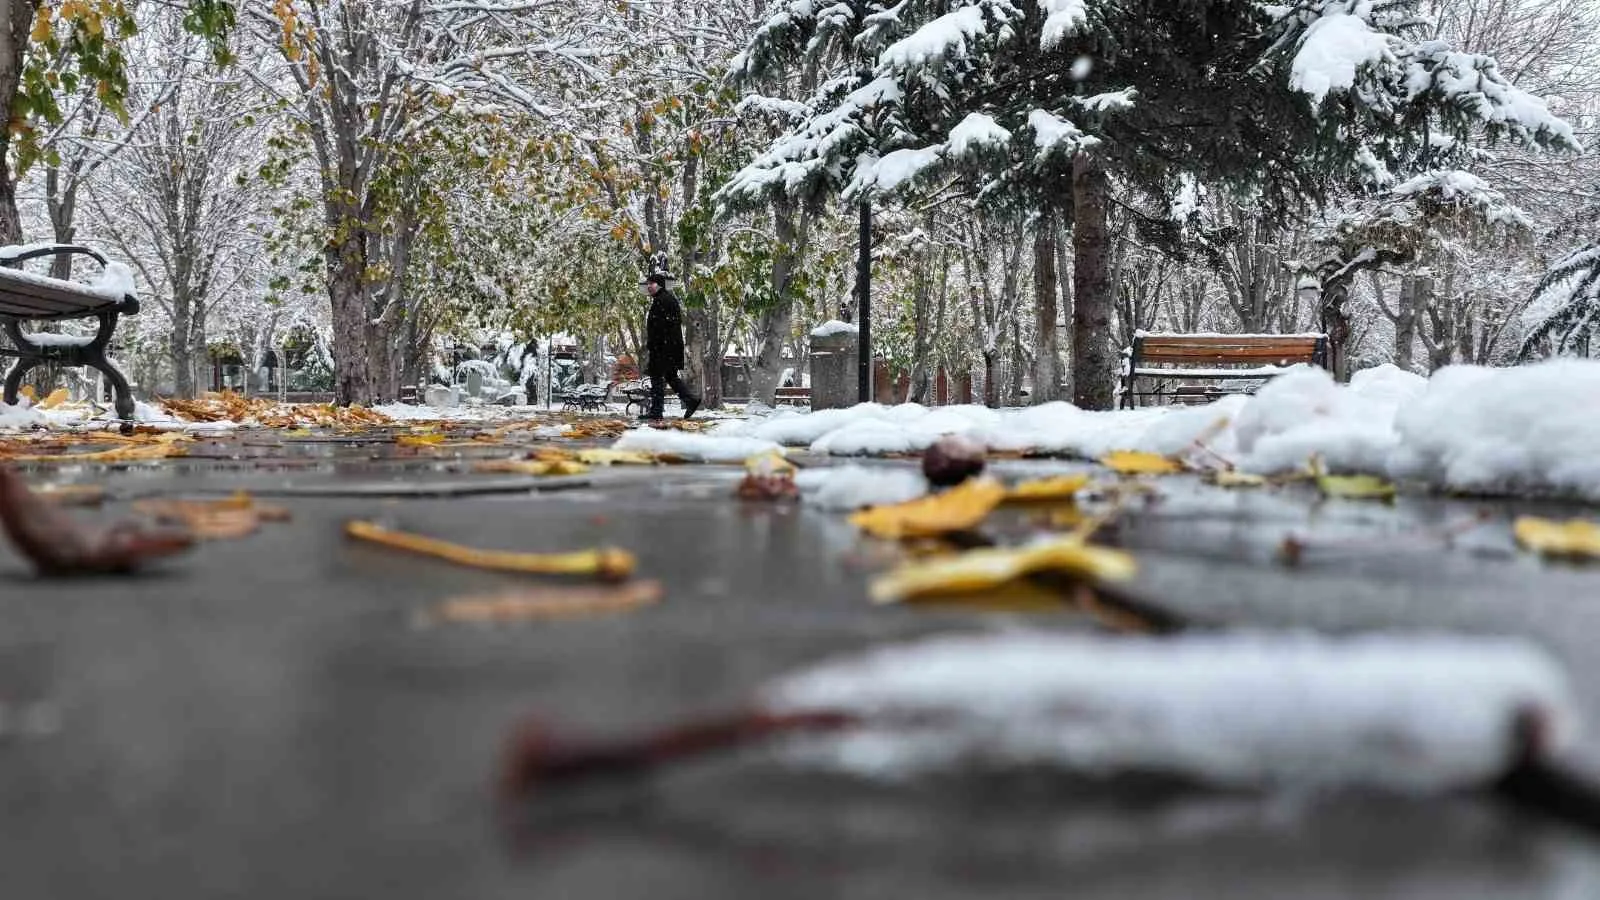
left=328, top=241, right=371, bottom=405
left=172, top=294, right=196, bottom=398
left=750, top=200, right=805, bottom=405
left=908, top=243, right=934, bottom=405
left=1032, top=211, right=1062, bottom=404
left=0, top=0, right=35, bottom=245
left=1395, top=275, right=1417, bottom=372
left=1071, top=153, right=1116, bottom=410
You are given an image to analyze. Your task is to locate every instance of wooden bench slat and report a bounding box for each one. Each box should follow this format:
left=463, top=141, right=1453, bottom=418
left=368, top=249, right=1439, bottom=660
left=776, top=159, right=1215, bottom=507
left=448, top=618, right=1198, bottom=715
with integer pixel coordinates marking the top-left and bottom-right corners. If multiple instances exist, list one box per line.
left=1138, top=353, right=1319, bottom=366
left=1121, top=332, right=1329, bottom=409
left=1139, top=340, right=1322, bottom=355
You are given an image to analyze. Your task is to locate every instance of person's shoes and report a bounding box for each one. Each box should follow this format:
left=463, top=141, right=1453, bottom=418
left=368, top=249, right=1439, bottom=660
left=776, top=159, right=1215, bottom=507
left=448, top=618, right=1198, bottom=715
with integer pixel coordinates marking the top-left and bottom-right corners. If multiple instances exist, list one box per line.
left=683, top=396, right=702, bottom=420
left=637, top=413, right=664, bottom=423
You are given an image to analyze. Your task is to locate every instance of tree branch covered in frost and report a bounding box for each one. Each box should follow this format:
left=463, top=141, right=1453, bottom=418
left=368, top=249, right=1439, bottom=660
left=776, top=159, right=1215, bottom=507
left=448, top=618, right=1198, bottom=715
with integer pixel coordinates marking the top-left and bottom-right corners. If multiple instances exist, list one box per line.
left=1519, top=242, right=1600, bottom=359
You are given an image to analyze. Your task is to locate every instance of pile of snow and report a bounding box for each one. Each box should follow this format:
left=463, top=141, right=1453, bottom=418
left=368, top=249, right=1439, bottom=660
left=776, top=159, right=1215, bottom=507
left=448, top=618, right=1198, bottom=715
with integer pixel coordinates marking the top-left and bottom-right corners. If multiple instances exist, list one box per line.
left=614, top=427, right=781, bottom=463
left=809, top=320, right=857, bottom=339
left=0, top=397, right=237, bottom=433
left=765, top=630, right=1574, bottom=791
left=0, top=400, right=44, bottom=429
left=795, top=464, right=928, bottom=511
left=627, top=359, right=1600, bottom=501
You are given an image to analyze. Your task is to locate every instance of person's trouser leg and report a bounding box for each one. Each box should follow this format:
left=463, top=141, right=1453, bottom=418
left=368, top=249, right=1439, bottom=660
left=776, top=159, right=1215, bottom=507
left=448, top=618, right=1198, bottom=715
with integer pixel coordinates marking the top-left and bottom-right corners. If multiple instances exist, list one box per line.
left=665, top=370, right=697, bottom=405
left=648, top=371, right=666, bottom=417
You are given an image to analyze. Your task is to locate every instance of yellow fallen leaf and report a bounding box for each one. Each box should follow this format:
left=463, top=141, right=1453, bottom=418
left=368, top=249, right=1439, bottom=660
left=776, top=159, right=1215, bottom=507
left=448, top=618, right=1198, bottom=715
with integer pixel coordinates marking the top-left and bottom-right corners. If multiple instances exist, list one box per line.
left=396, top=433, right=447, bottom=447
left=473, top=459, right=591, bottom=476
left=744, top=450, right=796, bottom=476
left=346, top=520, right=635, bottom=580
left=1211, top=471, right=1269, bottom=488
left=422, top=580, right=664, bottom=625
left=892, top=580, right=1077, bottom=613
left=3, top=443, right=183, bottom=463
left=38, top=388, right=70, bottom=410
left=576, top=449, right=657, bottom=466
left=871, top=537, right=1137, bottom=604
left=1006, top=473, right=1092, bottom=502
left=1316, top=473, right=1397, bottom=501
left=850, top=477, right=1007, bottom=539
left=284, top=428, right=315, bottom=438
left=1100, top=450, right=1184, bottom=476
left=18, top=385, right=36, bottom=402
left=1514, top=517, right=1600, bottom=560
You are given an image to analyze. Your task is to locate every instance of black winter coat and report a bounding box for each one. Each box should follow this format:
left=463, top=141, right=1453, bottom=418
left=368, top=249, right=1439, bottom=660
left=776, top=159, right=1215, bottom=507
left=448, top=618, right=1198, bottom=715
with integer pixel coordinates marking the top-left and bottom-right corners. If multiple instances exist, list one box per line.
left=646, top=288, right=686, bottom=373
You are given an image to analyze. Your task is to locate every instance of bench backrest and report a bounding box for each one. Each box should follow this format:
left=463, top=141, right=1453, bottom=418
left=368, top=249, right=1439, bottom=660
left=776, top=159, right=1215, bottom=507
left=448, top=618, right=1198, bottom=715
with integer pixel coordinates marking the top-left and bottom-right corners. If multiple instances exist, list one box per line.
left=1133, top=334, right=1328, bottom=369
left=775, top=386, right=810, bottom=395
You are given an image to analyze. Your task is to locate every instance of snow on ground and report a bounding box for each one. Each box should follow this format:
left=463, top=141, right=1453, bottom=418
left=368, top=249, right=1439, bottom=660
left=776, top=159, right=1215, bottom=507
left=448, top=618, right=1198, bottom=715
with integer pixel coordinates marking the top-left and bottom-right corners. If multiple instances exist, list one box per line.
left=614, top=427, right=782, bottom=463
left=764, top=630, right=1574, bottom=791
left=0, top=399, right=236, bottom=433
left=660, top=359, right=1600, bottom=501
left=795, top=464, right=929, bottom=511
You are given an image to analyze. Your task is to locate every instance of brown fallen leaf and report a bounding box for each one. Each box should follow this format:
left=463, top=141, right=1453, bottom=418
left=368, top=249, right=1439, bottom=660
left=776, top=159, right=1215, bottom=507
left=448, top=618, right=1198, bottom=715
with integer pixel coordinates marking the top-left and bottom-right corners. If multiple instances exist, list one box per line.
left=346, top=520, right=635, bottom=580
left=472, top=459, right=591, bottom=476
left=33, top=483, right=107, bottom=507
left=0, top=467, right=193, bottom=575
left=131, top=492, right=292, bottom=541
left=420, top=580, right=664, bottom=626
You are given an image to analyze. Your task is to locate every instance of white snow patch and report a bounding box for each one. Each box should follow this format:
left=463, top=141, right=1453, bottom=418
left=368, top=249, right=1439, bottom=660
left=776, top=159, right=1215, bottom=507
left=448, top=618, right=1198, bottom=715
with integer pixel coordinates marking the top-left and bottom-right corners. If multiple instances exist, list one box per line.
left=765, top=630, right=1574, bottom=791
left=796, top=465, right=928, bottom=511
left=809, top=319, right=858, bottom=338
left=1388, top=360, right=1600, bottom=499
left=91, top=262, right=138, bottom=299
left=879, top=6, right=984, bottom=72
left=1040, top=0, right=1088, bottom=49
left=665, top=359, right=1600, bottom=500
left=1291, top=12, right=1394, bottom=105
left=614, top=428, right=781, bottom=463
left=947, top=113, right=1012, bottom=158
left=1028, top=109, right=1099, bottom=159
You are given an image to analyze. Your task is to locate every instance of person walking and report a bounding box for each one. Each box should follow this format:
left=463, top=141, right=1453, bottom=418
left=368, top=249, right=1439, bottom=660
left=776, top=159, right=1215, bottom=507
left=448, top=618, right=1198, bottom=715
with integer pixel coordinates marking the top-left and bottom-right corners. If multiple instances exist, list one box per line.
left=641, top=272, right=701, bottom=421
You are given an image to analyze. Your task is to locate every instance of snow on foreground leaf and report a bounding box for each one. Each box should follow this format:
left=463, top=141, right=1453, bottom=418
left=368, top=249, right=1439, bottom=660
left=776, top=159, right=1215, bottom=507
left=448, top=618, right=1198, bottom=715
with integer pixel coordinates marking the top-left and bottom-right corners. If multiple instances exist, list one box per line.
left=694, top=359, right=1600, bottom=501
left=762, top=631, right=1574, bottom=791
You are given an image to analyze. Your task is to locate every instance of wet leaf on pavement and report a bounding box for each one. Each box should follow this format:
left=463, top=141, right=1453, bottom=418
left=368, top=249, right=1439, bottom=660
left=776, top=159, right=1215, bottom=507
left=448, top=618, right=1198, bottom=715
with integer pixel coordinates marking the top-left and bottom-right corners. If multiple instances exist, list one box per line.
left=870, top=536, right=1137, bottom=604
left=0, top=467, right=193, bottom=575
left=1100, top=450, right=1185, bottom=476
left=1515, top=517, right=1600, bottom=561
left=419, top=580, right=664, bottom=626
left=346, top=520, right=635, bottom=580
left=850, top=477, right=1007, bottom=539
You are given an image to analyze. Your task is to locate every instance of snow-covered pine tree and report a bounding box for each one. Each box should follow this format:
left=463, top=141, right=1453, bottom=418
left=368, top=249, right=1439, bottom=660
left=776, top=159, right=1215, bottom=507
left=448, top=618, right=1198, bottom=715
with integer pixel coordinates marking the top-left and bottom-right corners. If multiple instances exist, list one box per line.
left=721, top=0, right=1577, bottom=407
left=1519, top=243, right=1600, bottom=359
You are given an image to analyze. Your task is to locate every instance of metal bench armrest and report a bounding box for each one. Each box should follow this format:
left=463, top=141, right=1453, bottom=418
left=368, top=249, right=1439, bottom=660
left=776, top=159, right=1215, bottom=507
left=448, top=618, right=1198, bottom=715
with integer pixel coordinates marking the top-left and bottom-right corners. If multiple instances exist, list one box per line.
left=0, top=243, right=110, bottom=268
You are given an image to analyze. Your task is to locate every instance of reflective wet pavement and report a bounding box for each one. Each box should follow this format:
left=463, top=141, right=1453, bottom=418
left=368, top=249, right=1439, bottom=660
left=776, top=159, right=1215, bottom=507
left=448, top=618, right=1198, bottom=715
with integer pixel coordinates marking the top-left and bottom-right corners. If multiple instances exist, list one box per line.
left=2, top=437, right=1600, bottom=898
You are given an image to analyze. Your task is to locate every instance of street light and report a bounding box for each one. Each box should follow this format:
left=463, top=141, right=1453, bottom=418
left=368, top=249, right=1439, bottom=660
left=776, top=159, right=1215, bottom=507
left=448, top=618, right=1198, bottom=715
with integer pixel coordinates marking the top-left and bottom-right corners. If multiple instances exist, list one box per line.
left=857, top=200, right=872, bottom=404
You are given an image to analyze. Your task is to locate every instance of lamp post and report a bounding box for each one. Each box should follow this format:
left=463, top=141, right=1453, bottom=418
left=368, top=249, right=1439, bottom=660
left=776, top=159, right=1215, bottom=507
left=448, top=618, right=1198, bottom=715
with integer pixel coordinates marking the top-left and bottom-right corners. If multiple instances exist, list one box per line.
left=857, top=200, right=872, bottom=403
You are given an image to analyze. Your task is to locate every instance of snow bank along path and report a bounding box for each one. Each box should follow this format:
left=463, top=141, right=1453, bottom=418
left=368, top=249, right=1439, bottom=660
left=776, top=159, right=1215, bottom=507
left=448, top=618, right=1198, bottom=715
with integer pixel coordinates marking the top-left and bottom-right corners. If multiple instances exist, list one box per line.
left=614, top=359, right=1600, bottom=501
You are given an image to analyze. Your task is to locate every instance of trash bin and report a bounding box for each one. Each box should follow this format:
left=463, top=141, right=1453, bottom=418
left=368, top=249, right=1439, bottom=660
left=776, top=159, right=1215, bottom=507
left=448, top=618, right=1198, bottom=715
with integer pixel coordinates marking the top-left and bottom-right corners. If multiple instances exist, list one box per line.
left=809, top=324, right=858, bottom=411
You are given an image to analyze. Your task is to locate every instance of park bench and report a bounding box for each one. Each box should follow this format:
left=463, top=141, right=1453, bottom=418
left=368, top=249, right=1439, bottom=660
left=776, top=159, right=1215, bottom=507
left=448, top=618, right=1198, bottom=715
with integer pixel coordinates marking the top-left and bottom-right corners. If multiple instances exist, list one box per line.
left=559, top=382, right=614, bottom=413
left=0, top=244, right=141, bottom=431
left=774, top=386, right=811, bottom=406
left=616, top=379, right=652, bottom=416
left=1119, top=332, right=1329, bottom=409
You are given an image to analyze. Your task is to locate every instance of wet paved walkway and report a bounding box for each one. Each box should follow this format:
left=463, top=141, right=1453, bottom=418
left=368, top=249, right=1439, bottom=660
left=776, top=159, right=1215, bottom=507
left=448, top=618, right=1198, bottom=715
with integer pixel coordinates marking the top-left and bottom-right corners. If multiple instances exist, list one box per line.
left=2, top=428, right=1600, bottom=898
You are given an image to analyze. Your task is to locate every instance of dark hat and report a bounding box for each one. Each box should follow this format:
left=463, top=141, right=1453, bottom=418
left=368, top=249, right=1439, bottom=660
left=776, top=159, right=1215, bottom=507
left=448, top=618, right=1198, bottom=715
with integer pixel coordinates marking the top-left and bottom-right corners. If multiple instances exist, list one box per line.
left=639, top=272, right=671, bottom=287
